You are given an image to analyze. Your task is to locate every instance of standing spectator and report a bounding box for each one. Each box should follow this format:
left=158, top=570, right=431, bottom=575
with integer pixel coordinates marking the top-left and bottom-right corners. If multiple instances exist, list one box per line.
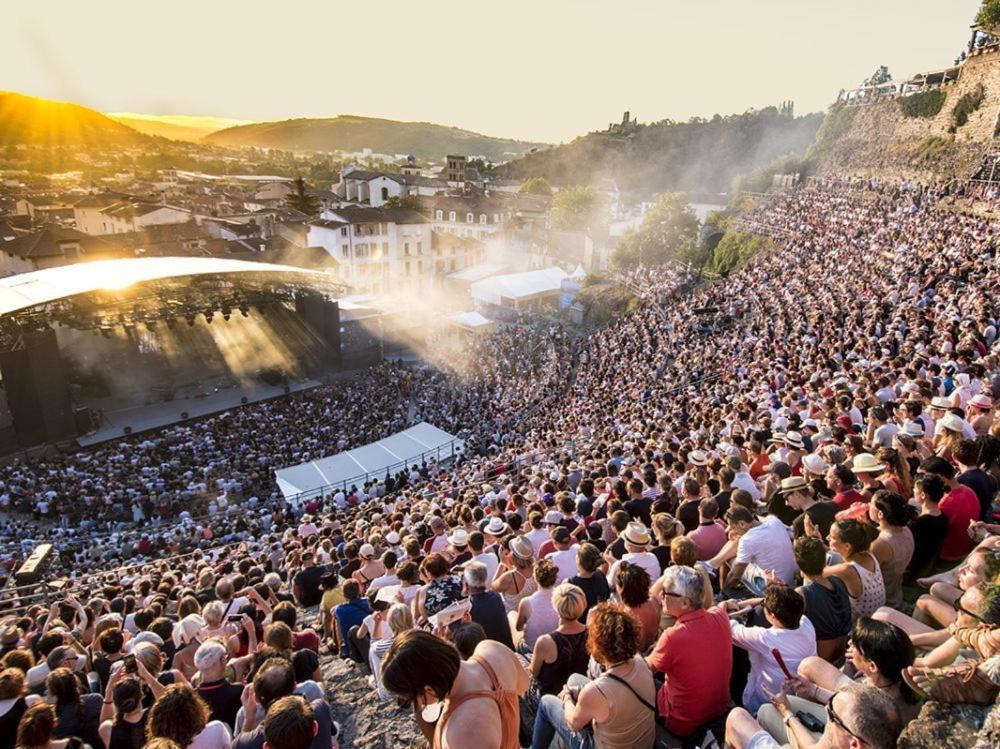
left=528, top=583, right=588, bottom=696
left=465, top=562, right=514, bottom=650
left=567, top=544, right=610, bottom=623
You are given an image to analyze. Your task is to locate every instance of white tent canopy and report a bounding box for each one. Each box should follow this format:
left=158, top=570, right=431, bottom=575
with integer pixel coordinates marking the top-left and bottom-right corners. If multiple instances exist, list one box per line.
left=274, top=422, right=464, bottom=501
left=447, top=310, right=494, bottom=333
left=470, top=267, right=568, bottom=307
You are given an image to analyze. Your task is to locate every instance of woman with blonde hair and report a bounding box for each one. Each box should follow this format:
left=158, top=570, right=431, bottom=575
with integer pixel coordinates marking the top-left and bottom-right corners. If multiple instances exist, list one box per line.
left=528, top=583, right=589, bottom=696
left=369, top=603, right=415, bottom=701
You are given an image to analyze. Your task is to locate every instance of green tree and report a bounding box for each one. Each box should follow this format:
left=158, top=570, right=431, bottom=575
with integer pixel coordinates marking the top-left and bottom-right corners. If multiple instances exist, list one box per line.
left=550, top=185, right=605, bottom=231
left=285, top=176, right=318, bottom=215
left=611, top=192, right=700, bottom=269
left=711, top=231, right=771, bottom=275
left=519, top=176, right=553, bottom=195
left=978, top=0, right=1000, bottom=33
left=382, top=194, right=422, bottom=210
left=862, top=65, right=892, bottom=87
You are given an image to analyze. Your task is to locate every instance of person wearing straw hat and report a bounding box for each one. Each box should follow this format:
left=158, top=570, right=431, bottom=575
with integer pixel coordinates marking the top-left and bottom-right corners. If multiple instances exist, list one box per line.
left=850, top=454, right=885, bottom=499
left=492, top=536, right=538, bottom=613
left=968, top=393, right=994, bottom=436
left=607, top=522, right=660, bottom=585
left=780, top=476, right=838, bottom=540
left=446, top=529, right=472, bottom=567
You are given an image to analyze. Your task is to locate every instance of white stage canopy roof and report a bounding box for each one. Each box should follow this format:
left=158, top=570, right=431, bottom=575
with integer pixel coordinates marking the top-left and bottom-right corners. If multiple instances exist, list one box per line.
left=0, top=257, right=329, bottom=318
left=470, top=266, right=568, bottom=306
left=275, top=422, right=464, bottom=501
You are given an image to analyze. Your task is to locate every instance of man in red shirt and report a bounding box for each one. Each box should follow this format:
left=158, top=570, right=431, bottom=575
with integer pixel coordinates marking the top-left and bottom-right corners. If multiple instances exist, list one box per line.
left=646, top=565, right=732, bottom=738
left=921, top=457, right=978, bottom=562
left=827, top=466, right=865, bottom=511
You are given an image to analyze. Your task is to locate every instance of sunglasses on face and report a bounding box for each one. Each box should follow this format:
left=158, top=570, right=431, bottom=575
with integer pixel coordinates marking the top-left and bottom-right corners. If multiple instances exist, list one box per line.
left=952, top=598, right=985, bottom=623
left=826, top=694, right=864, bottom=744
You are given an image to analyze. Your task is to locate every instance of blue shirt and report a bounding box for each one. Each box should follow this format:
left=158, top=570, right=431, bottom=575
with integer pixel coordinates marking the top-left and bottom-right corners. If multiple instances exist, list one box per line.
left=333, top=599, right=372, bottom=657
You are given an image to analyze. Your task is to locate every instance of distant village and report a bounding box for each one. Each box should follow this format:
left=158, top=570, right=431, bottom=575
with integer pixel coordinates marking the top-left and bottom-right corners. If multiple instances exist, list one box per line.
left=0, top=142, right=658, bottom=320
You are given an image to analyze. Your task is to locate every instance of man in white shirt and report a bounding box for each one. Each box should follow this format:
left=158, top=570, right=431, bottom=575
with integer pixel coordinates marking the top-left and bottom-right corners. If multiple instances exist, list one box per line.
left=607, top=522, right=660, bottom=584
left=469, top=531, right=499, bottom=586
left=544, top=527, right=579, bottom=584
left=724, top=507, right=796, bottom=595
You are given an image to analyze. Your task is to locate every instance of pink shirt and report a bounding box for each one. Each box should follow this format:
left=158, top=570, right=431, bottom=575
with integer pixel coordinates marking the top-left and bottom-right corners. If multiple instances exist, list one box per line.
left=687, top=521, right=728, bottom=560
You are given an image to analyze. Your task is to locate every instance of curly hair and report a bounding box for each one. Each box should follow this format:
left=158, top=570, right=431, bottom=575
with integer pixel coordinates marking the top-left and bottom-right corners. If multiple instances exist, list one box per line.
left=614, top=562, right=651, bottom=607
left=146, top=683, right=210, bottom=746
left=45, top=667, right=81, bottom=718
left=587, top=602, right=640, bottom=666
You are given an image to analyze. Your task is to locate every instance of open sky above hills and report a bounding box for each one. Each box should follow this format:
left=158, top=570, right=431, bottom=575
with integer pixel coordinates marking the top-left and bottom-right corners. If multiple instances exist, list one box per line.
left=0, top=0, right=982, bottom=143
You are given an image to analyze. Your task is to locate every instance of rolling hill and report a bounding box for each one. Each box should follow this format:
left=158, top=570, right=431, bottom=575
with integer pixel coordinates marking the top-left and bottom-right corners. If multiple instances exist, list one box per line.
left=203, top=115, right=546, bottom=161
left=502, top=106, right=824, bottom=196
left=107, top=113, right=251, bottom=142
left=0, top=91, right=148, bottom=147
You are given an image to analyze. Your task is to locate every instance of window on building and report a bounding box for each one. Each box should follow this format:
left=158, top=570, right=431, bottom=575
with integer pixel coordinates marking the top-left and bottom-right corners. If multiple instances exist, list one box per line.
left=493, top=213, right=499, bottom=223
left=416, top=241, right=422, bottom=253
left=341, top=227, right=348, bottom=236
left=448, top=211, right=456, bottom=222
left=381, top=187, right=389, bottom=201
left=404, top=242, right=410, bottom=256
left=480, top=214, right=486, bottom=224
left=466, top=212, right=473, bottom=223
left=342, top=245, right=349, bottom=257
left=436, top=210, right=443, bottom=220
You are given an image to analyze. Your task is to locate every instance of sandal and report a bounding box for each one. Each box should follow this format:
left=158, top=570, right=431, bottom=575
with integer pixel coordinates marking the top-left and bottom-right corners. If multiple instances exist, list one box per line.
left=903, top=662, right=1000, bottom=705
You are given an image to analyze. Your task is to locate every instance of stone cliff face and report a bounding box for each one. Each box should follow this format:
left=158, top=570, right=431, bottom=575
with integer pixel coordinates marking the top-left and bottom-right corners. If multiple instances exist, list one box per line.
left=814, top=46, right=1000, bottom=181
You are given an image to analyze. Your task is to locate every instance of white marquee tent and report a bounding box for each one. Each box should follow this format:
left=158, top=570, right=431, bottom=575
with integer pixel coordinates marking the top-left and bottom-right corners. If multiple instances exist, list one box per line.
left=274, top=422, right=464, bottom=501
left=469, top=267, right=568, bottom=308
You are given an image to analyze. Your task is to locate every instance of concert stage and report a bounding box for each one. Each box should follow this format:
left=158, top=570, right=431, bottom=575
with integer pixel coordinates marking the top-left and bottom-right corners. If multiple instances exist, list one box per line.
left=0, top=257, right=372, bottom=452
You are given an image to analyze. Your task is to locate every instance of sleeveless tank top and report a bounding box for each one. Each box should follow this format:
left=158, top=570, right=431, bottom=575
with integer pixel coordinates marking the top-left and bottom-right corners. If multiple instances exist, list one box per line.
left=878, top=527, right=914, bottom=610
left=521, top=588, right=559, bottom=651
left=848, top=552, right=886, bottom=620
left=536, top=629, right=589, bottom=695
left=109, top=712, right=148, bottom=749
left=433, top=655, right=519, bottom=749
left=501, top=570, right=537, bottom=612
left=591, top=658, right=657, bottom=749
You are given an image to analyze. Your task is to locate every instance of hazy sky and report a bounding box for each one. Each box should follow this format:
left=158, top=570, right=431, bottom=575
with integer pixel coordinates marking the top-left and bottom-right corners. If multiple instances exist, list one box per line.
left=1, top=1, right=981, bottom=143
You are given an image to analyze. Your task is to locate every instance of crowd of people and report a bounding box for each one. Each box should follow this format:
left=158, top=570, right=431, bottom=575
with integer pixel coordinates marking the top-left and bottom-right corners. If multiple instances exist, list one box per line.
left=0, top=174, right=998, bottom=748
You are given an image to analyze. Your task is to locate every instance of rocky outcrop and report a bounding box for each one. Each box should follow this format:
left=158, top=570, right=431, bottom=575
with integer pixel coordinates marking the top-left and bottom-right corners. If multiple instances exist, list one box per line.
left=897, top=700, right=992, bottom=749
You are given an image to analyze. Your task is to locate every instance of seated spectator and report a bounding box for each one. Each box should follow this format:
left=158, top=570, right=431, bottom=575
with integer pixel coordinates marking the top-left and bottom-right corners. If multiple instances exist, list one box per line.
left=0, top=667, right=41, bottom=749
left=193, top=640, right=244, bottom=729
left=613, top=563, right=660, bottom=654
left=231, top=659, right=334, bottom=749
left=922, top=457, right=980, bottom=564
left=725, top=681, right=902, bottom=749
left=906, top=473, right=949, bottom=582
left=492, top=537, right=538, bottom=613
left=327, top=581, right=369, bottom=660
left=793, top=537, right=852, bottom=663
left=513, top=559, right=559, bottom=654
left=368, top=604, right=414, bottom=702
left=45, top=667, right=101, bottom=748
left=146, top=683, right=231, bottom=749
left=687, top=498, right=728, bottom=560
left=868, top=491, right=915, bottom=610
left=825, top=519, right=885, bottom=621
left=607, top=522, right=659, bottom=584
left=528, top=583, right=588, bottom=696
left=723, top=585, right=817, bottom=713
left=97, top=676, right=147, bottom=749
left=646, top=565, right=732, bottom=739
left=270, top=602, right=319, bottom=653
left=544, top=527, right=579, bottom=585
left=723, top=506, right=797, bottom=595
left=530, top=602, right=656, bottom=749
left=465, top=562, right=514, bottom=650
left=381, top=630, right=528, bottom=749
left=413, top=553, right=462, bottom=623
left=793, top=617, right=921, bottom=727
left=92, top=627, right=126, bottom=692
left=567, top=543, right=610, bottom=623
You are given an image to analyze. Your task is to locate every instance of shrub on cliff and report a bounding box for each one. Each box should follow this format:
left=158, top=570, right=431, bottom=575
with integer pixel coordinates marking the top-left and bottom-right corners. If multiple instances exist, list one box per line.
left=950, top=84, right=985, bottom=132
left=899, top=90, right=946, bottom=119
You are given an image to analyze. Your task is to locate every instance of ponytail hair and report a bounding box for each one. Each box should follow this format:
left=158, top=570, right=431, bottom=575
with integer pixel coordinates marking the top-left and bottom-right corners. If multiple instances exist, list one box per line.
left=872, top=491, right=917, bottom=527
